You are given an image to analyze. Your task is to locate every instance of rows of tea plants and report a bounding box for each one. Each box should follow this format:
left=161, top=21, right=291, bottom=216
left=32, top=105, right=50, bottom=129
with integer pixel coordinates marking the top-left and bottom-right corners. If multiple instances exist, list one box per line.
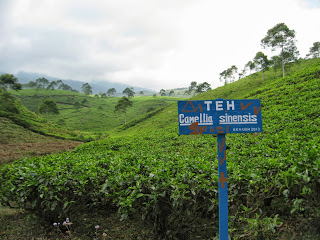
left=1, top=61, right=319, bottom=239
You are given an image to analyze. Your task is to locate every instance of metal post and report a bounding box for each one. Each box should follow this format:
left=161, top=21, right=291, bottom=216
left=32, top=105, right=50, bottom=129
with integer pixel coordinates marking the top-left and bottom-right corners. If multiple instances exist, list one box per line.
left=217, top=133, right=228, bottom=240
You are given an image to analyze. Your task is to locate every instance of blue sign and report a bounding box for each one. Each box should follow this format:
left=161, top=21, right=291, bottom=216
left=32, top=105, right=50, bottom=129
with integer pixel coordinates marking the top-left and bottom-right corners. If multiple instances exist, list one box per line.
left=178, top=99, right=262, bottom=135
left=178, top=99, right=263, bottom=240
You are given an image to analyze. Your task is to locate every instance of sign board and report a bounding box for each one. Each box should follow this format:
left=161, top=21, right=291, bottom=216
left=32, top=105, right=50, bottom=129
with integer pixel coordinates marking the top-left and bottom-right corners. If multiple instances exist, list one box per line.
left=178, top=99, right=263, bottom=240
left=178, top=99, right=262, bottom=135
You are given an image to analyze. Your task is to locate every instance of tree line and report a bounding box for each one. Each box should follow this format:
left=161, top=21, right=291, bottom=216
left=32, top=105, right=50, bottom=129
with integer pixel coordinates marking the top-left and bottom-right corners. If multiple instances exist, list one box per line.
left=219, top=23, right=320, bottom=84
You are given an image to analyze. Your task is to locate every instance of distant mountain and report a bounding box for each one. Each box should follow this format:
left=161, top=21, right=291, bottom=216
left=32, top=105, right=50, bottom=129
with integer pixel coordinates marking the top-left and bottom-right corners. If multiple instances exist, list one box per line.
left=7, top=71, right=155, bottom=95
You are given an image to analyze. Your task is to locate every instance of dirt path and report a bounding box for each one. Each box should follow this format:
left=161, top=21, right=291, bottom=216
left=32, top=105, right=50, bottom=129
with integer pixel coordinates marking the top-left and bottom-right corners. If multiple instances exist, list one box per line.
left=0, top=141, right=83, bottom=165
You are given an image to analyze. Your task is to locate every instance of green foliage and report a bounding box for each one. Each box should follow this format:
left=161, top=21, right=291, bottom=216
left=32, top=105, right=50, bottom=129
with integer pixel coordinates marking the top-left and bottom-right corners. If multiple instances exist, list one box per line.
left=81, top=83, right=92, bottom=95
left=11, top=89, right=182, bottom=134
left=186, top=81, right=212, bottom=96
left=0, top=89, right=19, bottom=114
left=0, top=74, right=22, bottom=91
left=107, top=87, right=116, bottom=96
left=307, top=41, right=320, bottom=59
left=0, top=91, right=91, bottom=141
left=220, top=65, right=238, bottom=85
left=253, top=51, right=270, bottom=81
left=114, top=96, right=133, bottom=124
left=1, top=59, right=320, bottom=238
left=261, top=23, right=299, bottom=78
left=123, top=87, right=135, bottom=97
left=39, top=99, right=59, bottom=114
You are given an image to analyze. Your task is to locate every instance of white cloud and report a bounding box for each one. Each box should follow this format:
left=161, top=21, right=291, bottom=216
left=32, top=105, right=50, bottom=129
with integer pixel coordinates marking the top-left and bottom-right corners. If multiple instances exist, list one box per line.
left=0, top=0, right=320, bottom=91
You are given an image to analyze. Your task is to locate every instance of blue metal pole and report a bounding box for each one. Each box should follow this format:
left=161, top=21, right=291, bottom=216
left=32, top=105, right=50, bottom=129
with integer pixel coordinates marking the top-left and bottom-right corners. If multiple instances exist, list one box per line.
left=217, top=133, right=228, bottom=240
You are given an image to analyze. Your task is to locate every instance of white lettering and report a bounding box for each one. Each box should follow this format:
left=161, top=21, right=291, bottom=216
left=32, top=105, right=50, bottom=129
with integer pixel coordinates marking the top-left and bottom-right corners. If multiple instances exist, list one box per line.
left=179, top=114, right=199, bottom=125
left=219, top=113, right=258, bottom=124
left=204, top=101, right=212, bottom=111
left=227, top=101, right=235, bottom=110
left=216, top=101, right=223, bottom=111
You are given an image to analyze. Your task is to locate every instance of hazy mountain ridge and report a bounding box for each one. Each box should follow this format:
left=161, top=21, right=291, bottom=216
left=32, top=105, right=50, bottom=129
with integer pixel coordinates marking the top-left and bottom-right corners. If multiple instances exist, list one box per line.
left=1, top=71, right=155, bottom=94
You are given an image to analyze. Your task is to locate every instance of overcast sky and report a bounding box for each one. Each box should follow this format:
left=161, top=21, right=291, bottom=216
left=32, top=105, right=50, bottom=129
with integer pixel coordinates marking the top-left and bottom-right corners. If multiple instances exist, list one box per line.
left=1, top=0, right=320, bottom=91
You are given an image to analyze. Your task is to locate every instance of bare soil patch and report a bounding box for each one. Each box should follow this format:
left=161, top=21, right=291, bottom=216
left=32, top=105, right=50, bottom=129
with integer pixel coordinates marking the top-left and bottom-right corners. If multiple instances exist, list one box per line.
left=0, top=142, right=83, bottom=165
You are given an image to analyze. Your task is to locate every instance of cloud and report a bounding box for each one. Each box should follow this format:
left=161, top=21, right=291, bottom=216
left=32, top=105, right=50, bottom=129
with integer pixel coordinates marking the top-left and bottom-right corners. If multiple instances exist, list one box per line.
left=1, top=0, right=320, bottom=90
left=298, top=0, right=320, bottom=8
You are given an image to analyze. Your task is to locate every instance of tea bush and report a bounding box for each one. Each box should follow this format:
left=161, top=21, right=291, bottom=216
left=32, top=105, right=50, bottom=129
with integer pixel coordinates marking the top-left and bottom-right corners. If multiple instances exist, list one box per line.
left=1, top=60, right=319, bottom=239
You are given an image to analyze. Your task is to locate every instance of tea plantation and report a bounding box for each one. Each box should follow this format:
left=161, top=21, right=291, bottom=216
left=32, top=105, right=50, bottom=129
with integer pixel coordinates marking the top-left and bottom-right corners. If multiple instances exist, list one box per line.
left=0, top=60, right=319, bottom=239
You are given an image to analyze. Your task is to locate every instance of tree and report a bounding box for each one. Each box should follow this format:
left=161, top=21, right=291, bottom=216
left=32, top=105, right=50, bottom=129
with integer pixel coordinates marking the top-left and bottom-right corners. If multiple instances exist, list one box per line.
left=46, top=81, right=57, bottom=90
left=81, top=98, right=88, bottom=106
left=73, top=101, right=81, bottom=111
left=261, top=23, right=299, bottom=78
left=0, top=89, right=19, bottom=113
left=188, top=81, right=197, bottom=96
left=169, top=90, right=175, bottom=97
left=25, top=81, right=37, bottom=89
left=59, top=83, right=73, bottom=91
left=184, top=90, right=191, bottom=96
left=56, top=80, right=63, bottom=89
left=0, top=74, right=22, bottom=91
left=196, top=82, right=211, bottom=94
left=39, top=99, right=59, bottom=114
left=107, top=88, right=116, bottom=97
left=82, top=83, right=92, bottom=95
left=139, top=91, right=144, bottom=96
left=306, top=42, right=320, bottom=59
left=114, top=96, right=133, bottom=124
left=245, top=61, right=256, bottom=75
left=238, top=67, right=247, bottom=79
left=123, top=87, right=135, bottom=97
left=219, top=65, right=238, bottom=85
left=253, top=52, right=270, bottom=81
left=36, top=78, right=49, bottom=89
left=270, top=55, right=282, bottom=78
left=159, top=89, right=166, bottom=96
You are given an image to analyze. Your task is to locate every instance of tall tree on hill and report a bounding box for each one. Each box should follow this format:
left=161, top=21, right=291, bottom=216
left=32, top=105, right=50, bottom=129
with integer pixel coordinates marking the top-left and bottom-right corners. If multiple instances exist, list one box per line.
left=306, top=41, right=320, bottom=59
left=46, top=81, right=58, bottom=90
left=159, top=89, right=166, bottom=96
left=59, top=83, right=73, bottom=91
left=245, top=61, right=256, bottom=75
left=25, top=81, right=37, bottom=89
left=107, top=88, right=116, bottom=97
left=270, top=55, right=282, bottom=79
left=219, top=65, right=238, bottom=85
left=169, top=90, right=175, bottom=97
left=123, top=87, right=135, bottom=97
left=82, top=83, right=92, bottom=95
left=196, top=82, right=211, bottom=94
left=261, top=23, right=299, bottom=78
left=188, top=81, right=197, bottom=96
left=253, top=52, right=270, bottom=81
left=36, top=78, right=49, bottom=89
left=0, top=74, right=22, bottom=91
left=114, top=96, right=133, bottom=124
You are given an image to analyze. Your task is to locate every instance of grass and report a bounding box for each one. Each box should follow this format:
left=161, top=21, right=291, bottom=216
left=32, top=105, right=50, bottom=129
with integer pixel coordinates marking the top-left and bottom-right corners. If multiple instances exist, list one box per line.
left=1, top=58, right=320, bottom=239
left=0, top=117, right=82, bottom=164
left=12, top=89, right=185, bottom=134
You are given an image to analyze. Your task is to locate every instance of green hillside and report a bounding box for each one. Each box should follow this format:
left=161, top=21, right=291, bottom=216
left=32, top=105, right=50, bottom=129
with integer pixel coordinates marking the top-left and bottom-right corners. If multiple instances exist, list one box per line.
left=0, top=117, right=82, bottom=164
left=0, top=92, right=88, bottom=141
left=12, top=89, right=183, bottom=134
left=1, top=59, right=320, bottom=239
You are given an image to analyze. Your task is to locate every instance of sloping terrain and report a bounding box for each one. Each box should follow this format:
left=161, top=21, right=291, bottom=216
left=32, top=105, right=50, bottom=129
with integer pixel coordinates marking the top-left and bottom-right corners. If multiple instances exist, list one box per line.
left=0, top=117, right=82, bottom=164
left=0, top=59, right=319, bottom=239
left=12, top=89, right=183, bottom=133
